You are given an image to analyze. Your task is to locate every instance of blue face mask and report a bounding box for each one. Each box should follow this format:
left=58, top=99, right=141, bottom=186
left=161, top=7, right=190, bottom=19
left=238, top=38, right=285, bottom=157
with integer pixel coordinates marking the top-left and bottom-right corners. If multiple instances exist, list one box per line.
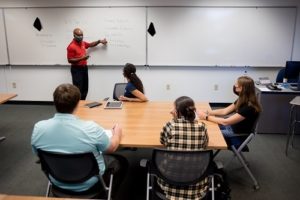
left=74, top=34, right=83, bottom=43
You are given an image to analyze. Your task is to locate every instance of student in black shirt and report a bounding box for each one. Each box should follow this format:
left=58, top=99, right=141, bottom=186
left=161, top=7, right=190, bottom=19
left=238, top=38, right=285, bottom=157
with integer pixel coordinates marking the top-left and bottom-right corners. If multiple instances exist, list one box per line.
left=198, top=76, right=262, bottom=147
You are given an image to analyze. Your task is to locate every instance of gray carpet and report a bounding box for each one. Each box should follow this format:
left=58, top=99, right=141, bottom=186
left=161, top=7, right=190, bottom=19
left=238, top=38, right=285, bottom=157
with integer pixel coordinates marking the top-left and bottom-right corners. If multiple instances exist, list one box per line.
left=0, top=104, right=300, bottom=200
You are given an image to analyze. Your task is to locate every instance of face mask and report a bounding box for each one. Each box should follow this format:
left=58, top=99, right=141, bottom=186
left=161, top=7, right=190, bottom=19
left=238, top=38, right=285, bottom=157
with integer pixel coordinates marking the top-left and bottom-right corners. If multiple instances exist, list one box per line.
left=74, top=34, right=83, bottom=43
left=233, top=85, right=239, bottom=96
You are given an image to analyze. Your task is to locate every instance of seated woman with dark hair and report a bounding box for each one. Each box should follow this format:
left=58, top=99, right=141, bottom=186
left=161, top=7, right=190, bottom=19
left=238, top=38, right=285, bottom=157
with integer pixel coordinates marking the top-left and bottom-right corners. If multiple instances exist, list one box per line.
left=158, top=96, right=209, bottom=199
left=118, top=63, right=148, bottom=102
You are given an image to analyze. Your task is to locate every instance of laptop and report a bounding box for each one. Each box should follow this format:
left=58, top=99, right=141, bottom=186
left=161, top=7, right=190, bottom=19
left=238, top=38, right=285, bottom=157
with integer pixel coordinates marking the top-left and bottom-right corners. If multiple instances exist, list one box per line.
left=104, top=101, right=123, bottom=109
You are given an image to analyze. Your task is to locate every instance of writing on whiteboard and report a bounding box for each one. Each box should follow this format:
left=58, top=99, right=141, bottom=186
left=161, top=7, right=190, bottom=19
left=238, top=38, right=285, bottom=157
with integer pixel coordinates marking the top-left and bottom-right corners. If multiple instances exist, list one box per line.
left=104, top=18, right=133, bottom=49
left=36, top=33, right=57, bottom=48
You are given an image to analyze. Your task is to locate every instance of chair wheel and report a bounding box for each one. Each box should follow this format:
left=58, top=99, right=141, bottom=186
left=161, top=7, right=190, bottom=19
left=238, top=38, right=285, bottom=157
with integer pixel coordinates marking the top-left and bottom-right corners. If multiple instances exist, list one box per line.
left=254, top=185, right=260, bottom=190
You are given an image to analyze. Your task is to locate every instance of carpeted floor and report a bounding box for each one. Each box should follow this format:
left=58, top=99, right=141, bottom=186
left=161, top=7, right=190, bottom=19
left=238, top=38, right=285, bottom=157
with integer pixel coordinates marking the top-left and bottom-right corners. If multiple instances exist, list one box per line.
left=0, top=104, right=300, bottom=200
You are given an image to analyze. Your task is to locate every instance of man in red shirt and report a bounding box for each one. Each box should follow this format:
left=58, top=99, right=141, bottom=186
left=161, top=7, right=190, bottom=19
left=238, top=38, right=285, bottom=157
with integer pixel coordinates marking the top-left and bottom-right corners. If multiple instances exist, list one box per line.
left=67, top=28, right=107, bottom=100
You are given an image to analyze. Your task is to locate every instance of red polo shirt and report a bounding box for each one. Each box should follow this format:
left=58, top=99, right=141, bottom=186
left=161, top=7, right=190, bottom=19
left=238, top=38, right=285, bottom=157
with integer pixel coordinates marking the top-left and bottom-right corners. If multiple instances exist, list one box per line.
left=67, top=39, right=91, bottom=66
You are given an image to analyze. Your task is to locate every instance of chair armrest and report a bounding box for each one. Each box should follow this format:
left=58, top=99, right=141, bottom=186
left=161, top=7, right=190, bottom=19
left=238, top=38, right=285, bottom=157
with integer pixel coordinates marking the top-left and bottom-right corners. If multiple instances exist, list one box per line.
left=226, top=133, right=251, bottom=138
left=214, top=160, right=224, bottom=169
left=140, top=159, right=148, bottom=168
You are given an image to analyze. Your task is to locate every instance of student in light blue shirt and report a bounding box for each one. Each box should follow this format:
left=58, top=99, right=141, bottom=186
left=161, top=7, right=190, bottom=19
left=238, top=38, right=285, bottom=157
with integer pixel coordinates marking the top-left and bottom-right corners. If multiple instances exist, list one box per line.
left=31, top=83, right=128, bottom=194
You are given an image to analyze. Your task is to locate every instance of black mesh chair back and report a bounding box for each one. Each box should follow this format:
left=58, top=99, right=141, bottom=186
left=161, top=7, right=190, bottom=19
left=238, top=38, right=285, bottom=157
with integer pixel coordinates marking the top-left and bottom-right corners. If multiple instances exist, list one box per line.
left=151, top=148, right=213, bottom=186
left=37, top=149, right=112, bottom=199
left=113, top=83, right=127, bottom=100
left=37, top=149, right=99, bottom=183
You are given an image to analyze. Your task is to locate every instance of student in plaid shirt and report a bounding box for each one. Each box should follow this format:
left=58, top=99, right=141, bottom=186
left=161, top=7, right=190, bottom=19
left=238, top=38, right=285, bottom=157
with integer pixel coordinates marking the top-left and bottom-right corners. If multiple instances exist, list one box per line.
left=158, top=96, right=209, bottom=200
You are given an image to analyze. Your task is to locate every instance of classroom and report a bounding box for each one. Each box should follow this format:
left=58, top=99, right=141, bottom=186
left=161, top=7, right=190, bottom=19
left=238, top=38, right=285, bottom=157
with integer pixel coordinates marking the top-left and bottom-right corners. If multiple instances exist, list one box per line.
left=0, top=0, right=300, bottom=200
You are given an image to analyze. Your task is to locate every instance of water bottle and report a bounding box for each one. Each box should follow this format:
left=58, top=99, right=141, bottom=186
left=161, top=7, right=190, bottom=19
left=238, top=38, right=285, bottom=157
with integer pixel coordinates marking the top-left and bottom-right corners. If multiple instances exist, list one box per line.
left=282, top=78, right=288, bottom=89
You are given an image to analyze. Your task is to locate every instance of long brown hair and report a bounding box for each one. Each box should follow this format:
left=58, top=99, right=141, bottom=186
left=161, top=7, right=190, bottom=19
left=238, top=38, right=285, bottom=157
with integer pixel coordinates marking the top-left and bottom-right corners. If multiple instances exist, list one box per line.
left=236, top=76, right=262, bottom=113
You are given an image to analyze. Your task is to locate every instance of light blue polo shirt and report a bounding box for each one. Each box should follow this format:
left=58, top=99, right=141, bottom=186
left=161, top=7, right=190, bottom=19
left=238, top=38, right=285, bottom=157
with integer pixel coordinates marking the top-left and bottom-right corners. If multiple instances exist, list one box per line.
left=31, top=113, right=110, bottom=192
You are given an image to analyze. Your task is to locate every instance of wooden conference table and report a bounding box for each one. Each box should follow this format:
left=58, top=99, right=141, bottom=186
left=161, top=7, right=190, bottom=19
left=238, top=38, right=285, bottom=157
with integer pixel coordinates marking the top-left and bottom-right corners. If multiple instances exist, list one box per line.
left=0, top=93, right=17, bottom=142
left=0, top=93, right=17, bottom=104
left=75, top=101, right=227, bottom=149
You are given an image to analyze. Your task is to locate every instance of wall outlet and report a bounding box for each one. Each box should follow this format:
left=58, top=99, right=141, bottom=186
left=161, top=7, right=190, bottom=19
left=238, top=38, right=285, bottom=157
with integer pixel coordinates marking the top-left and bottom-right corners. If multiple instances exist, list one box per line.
left=214, top=84, right=218, bottom=91
left=166, top=84, right=170, bottom=90
left=12, top=82, right=16, bottom=89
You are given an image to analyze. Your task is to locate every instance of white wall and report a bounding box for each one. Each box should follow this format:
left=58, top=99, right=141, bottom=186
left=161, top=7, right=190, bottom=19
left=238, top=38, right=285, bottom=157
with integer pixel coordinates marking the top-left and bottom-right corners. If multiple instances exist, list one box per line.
left=0, top=65, right=280, bottom=102
left=0, top=67, right=6, bottom=93
left=0, top=0, right=299, bottom=102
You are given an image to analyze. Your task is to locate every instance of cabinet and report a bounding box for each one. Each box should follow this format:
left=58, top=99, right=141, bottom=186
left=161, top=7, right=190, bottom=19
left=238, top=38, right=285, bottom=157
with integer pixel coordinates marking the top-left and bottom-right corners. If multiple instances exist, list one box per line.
left=255, top=85, right=300, bottom=134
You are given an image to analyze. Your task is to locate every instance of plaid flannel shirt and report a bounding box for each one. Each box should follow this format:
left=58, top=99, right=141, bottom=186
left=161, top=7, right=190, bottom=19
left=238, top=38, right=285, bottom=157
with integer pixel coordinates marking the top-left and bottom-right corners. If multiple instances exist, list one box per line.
left=158, top=117, right=209, bottom=200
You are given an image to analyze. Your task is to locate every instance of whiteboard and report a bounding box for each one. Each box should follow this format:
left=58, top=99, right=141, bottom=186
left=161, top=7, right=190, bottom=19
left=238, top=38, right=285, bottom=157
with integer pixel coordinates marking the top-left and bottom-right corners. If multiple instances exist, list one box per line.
left=148, top=7, right=296, bottom=66
left=5, top=8, right=146, bottom=65
left=0, top=9, right=8, bottom=65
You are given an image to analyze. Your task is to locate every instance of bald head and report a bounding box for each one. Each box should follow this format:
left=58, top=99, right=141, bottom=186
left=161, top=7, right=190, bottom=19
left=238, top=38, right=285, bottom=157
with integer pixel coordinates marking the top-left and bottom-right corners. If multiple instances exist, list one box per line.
left=73, top=28, right=83, bottom=43
left=73, top=28, right=83, bottom=36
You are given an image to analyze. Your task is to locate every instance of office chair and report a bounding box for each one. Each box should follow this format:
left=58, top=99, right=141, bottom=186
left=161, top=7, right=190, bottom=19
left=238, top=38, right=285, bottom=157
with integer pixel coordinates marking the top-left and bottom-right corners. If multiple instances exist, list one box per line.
left=113, top=83, right=127, bottom=100
left=140, top=148, right=215, bottom=200
left=276, top=68, right=286, bottom=83
left=215, top=117, right=260, bottom=190
left=276, top=68, right=298, bottom=83
left=286, top=96, right=300, bottom=156
left=37, top=149, right=113, bottom=200
left=225, top=133, right=259, bottom=190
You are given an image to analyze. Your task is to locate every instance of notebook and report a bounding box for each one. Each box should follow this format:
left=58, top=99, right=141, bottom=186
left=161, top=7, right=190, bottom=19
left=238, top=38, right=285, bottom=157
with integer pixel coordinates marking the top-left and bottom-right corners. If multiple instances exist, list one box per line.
left=104, top=101, right=123, bottom=109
